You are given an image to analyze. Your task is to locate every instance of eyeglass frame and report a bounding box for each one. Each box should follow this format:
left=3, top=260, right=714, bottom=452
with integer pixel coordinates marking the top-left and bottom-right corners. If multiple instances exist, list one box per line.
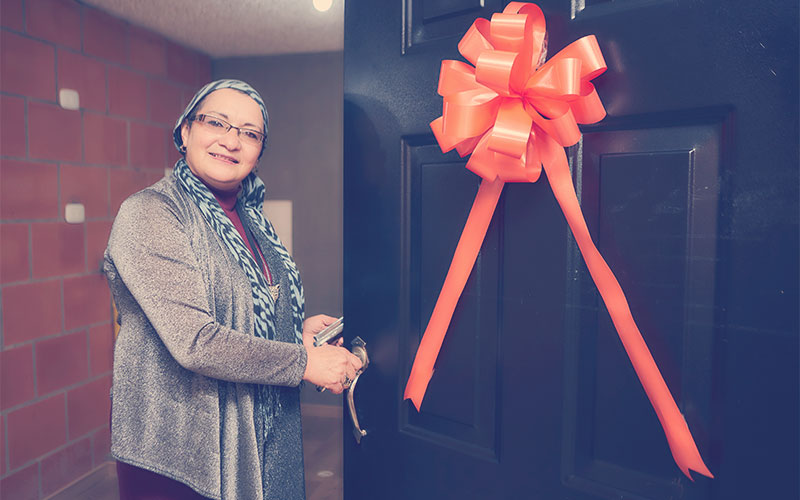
left=187, top=114, right=266, bottom=146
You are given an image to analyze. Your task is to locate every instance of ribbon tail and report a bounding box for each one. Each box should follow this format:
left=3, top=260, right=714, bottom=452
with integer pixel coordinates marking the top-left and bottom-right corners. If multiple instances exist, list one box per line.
left=404, top=177, right=506, bottom=411
left=538, top=134, right=713, bottom=480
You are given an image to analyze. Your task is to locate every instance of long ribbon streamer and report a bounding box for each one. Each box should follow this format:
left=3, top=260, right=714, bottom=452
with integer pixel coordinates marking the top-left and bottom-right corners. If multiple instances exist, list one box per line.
left=405, top=177, right=504, bottom=408
left=403, top=1, right=713, bottom=479
left=538, top=133, right=713, bottom=479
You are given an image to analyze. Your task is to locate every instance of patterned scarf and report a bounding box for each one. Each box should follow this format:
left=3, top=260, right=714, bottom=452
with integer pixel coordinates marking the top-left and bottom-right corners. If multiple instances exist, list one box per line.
left=175, top=158, right=304, bottom=342
left=174, top=157, right=304, bottom=438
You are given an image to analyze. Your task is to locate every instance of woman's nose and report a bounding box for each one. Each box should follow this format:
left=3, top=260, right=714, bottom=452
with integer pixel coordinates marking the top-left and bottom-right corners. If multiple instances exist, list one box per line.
left=217, top=127, right=241, bottom=149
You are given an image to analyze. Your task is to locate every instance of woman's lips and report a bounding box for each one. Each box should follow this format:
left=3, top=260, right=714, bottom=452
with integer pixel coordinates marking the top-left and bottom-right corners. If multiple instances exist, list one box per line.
left=209, top=152, right=239, bottom=164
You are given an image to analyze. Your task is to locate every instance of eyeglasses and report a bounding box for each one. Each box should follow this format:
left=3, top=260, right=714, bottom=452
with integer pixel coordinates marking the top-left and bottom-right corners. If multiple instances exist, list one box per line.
left=189, top=114, right=265, bottom=147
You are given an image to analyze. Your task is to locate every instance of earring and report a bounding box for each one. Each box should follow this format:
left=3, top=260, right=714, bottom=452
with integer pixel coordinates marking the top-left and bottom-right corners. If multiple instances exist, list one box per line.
left=179, top=145, right=187, bottom=154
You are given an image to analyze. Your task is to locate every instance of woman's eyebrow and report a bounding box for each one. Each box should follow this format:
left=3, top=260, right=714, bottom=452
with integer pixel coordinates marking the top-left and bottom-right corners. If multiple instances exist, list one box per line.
left=205, top=110, right=260, bottom=129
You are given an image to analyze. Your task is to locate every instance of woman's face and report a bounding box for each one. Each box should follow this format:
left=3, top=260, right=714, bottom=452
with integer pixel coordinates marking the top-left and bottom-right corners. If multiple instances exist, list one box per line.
left=180, top=88, right=264, bottom=191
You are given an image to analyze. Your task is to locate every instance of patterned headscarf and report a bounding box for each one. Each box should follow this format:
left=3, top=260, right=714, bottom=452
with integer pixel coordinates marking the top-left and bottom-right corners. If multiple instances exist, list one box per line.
left=173, top=79, right=269, bottom=157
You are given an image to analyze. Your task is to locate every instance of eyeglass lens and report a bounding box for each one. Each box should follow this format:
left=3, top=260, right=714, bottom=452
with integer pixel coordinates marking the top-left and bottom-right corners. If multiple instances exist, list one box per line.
left=195, top=115, right=264, bottom=145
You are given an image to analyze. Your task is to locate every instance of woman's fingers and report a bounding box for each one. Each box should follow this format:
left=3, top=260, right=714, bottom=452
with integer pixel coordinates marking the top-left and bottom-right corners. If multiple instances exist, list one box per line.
left=303, top=342, right=363, bottom=392
left=303, top=314, right=339, bottom=335
left=349, top=351, right=363, bottom=372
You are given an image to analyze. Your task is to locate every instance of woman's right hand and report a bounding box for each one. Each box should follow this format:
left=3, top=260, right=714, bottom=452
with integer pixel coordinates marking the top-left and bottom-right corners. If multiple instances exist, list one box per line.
left=303, top=343, right=363, bottom=394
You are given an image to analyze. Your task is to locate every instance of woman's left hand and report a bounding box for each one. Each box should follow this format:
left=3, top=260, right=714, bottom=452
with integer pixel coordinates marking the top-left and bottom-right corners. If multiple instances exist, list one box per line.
left=302, top=314, right=361, bottom=394
left=302, top=314, right=343, bottom=349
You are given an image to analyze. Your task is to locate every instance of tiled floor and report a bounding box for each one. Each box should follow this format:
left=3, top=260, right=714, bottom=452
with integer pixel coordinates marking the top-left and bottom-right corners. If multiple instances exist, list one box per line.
left=47, top=404, right=343, bottom=500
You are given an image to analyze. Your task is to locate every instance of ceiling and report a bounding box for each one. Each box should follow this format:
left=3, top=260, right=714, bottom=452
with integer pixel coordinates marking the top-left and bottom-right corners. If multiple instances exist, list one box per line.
left=80, top=0, right=344, bottom=57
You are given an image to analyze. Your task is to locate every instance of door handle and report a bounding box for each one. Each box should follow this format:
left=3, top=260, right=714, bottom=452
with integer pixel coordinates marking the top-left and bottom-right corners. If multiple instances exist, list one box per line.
left=347, top=336, right=369, bottom=443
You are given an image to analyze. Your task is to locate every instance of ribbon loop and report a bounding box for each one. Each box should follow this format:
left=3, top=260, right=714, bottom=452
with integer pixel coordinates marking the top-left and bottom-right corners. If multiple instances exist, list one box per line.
left=488, top=99, right=532, bottom=158
left=442, top=89, right=501, bottom=140
left=458, top=18, right=494, bottom=66
left=489, top=12, right=530, bottom=52
left=554, top=35, right=607, bottom=79
left=525, top=57, right=582, bottom=99
left=437, top=60, right=480, bottom=96
left=475, top=50, right=524, bottom=96
left=571, top=82, right=606, bottom=123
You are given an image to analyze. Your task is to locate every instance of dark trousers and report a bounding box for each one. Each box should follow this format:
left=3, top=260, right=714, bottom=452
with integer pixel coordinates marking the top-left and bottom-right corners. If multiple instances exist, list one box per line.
left=116, top=461, right=210, bottom=500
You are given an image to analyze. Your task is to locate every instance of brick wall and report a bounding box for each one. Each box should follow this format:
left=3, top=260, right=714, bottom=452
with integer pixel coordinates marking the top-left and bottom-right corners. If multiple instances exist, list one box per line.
left=0, top=0, right=210, bottom=497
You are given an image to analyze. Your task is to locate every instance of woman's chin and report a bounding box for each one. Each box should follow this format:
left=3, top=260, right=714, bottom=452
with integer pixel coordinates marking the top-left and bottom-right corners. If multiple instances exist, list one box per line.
left=208, top=178, right=243, bottom=190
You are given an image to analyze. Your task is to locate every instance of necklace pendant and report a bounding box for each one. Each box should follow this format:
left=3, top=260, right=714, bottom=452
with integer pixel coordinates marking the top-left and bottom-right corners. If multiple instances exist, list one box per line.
left=268, top=283, right=280, bottom=302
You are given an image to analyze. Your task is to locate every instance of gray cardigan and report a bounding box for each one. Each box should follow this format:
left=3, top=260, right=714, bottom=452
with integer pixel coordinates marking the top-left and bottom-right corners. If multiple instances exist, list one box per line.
left=104, top=174, right=308, bottom=500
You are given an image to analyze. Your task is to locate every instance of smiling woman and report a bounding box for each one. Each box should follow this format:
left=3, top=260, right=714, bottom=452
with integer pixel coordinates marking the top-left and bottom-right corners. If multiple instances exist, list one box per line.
left=103, top=79, right=362, bottom=500
left=180, top=89, right=264, bottom=191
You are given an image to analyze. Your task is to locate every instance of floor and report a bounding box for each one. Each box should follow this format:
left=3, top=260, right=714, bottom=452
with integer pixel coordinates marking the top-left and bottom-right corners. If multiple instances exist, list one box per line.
left=47, top=404, right=343, bottom=500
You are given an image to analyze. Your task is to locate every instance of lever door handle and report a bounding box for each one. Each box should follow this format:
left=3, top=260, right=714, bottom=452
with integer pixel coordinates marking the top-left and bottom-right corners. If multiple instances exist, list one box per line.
left=346, top=336, right=369, bottom=443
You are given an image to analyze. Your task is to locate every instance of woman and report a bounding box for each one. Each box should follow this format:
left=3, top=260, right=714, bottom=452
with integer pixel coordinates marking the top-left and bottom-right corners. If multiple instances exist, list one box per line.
left=104, top=79, right=362, bottom=500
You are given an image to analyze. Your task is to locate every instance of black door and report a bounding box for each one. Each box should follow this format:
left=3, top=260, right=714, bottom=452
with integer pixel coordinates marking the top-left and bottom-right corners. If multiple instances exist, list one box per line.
left=343, top=1, right=798, bottom=499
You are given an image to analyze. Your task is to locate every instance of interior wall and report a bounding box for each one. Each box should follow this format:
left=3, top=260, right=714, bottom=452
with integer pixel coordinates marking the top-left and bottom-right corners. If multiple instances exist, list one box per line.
left=212, top=53, right=344, bottom=406
left=213, top=53, right=344, bottom=321
left=0, top=0, right=210, bottom=497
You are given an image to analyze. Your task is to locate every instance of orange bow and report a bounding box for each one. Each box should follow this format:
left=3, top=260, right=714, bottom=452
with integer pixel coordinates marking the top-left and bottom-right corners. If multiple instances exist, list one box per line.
left=404, top=2, right=713, bottom=480
left=430, top=2, right=605, bottom=182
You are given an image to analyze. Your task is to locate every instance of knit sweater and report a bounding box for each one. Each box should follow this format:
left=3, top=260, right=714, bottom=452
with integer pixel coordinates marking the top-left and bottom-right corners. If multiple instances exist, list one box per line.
left=104, top=174, right=307, bottom=500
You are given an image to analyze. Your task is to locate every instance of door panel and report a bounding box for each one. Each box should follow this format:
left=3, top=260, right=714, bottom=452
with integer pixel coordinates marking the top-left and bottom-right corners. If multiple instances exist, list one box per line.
left=400, top=137, right=501, bottom=461
left=562, top=113, right=727, bottom=500
left=344, top=0, right=798, bottom=498
left=404, top=0, right=505, bottom=54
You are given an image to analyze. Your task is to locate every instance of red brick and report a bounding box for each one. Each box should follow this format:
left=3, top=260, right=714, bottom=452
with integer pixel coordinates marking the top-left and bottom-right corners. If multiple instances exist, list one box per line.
left=0, top=31, right=56, bottom=100
left=86, top=220, right=112, bottom=274
left=146, top=170, right=166, bottom=186
left=0, top=223, right=29, bottom=283
left=67, top=375, right=111, bottom=438
left=129, top=25, right=166, bottom=76
left=28, top=101, right=82, bottom=162
left=130, top=122, right=167, bottom=169
left=0, top=0, right=23, bottom=30
left=1, top=344, right=35, bottom=410
left=84, top=112, right=127, bottom=166
left=149, top=79, right=183, bottom=126
left=0, top=462, right=39, bottom=500
left=40, top=437, right=92, bottom=496
left=36, top=331, right=89, bottom=395
left=2, top=280, right=63, bottom=344
left=92, top=425, right=111, bottom=465
left=110, top=168, right=151, bottom=214
left=63, top=273, right=111, bottom=330
left=88, top=323, right=113, bottom=376
left=166, top=42, right=198, bottom=86
left=27, top=0, right=81, bottom=50
left=83, top=6, right=128, bottom=65
left=109, top=66, right=148, bottom=120
left=167, top=140, right=182, bottom=164
left=32, top=222, right=86, bottom=278
left=1, top=94, right=26, bottom=157
left=0, top=159, right=59, bottom=220
left=57, top=49, right=107, bottom=112
left=60, top=165, right=109, bottom=218
left=8, top=393, right=67, bottom=468
left=181, top=87, right=197, bottom=107
left=1, top=415, right=5, bottom=474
